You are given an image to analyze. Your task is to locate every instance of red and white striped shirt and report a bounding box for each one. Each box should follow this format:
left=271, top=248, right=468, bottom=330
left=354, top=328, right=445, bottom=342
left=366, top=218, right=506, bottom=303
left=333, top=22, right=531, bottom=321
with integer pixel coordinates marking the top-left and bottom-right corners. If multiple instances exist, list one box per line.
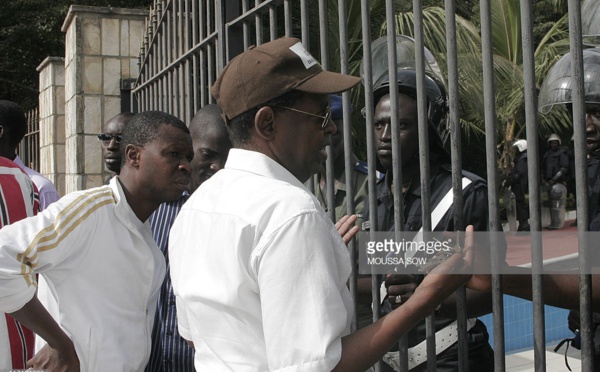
left=0, top=157, right=39, bottom=369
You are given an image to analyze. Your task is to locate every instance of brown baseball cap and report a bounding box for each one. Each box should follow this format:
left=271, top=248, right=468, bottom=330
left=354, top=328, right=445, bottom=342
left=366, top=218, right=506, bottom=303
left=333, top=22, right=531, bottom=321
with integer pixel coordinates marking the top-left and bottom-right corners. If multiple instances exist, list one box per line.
left=211, top=37, right=361, bottom=121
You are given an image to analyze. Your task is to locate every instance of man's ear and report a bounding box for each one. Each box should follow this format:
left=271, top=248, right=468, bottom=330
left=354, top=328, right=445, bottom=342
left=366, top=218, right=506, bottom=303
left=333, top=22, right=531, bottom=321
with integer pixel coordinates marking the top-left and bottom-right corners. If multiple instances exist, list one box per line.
left=124, top=144, right=142, bottom=169
left=254, top=106, right=276, bottom=141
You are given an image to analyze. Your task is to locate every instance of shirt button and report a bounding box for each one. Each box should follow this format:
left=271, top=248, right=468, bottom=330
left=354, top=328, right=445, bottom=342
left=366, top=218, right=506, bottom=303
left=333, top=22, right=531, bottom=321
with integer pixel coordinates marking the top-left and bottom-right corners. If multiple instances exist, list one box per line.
left=166, top=330, right=173, bottom=336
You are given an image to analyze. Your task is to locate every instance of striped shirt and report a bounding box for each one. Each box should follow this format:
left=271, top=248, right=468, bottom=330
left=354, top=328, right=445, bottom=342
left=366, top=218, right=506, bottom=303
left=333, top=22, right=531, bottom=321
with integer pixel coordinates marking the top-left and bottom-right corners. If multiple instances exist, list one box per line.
left=146, top=193, right=195, bottom=372
left=0, top=157, right=39, bottom=370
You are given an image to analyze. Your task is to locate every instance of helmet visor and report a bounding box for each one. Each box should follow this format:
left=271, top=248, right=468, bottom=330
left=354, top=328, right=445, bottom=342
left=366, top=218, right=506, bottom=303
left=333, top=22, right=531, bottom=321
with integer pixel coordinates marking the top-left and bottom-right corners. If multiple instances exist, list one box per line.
left=538, top=48, right=600, bottom=114
left=360, top=35, right=445, bottom=92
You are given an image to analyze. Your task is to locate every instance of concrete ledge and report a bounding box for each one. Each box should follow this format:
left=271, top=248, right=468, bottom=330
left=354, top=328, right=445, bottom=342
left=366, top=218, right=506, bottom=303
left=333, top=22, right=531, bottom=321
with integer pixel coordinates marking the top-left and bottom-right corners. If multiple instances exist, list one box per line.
left=37, top=57, right=65, bottom=72
left=62, top=5, right=148, bottom=32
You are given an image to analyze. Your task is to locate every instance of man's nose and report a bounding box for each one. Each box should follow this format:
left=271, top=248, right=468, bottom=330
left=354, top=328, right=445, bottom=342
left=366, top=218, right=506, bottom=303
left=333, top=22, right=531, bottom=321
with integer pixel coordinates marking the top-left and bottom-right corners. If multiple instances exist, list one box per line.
left=210, top=161, right=225, bottom=171
left=107, top=138, right=119, bottom=149
left=586, top=114, right=597, bottom=133
left=324, top=117, right=337, bottom=135
left=179, top=160, right=191, bottom=173
left=380, top=123, right=391, bottom=141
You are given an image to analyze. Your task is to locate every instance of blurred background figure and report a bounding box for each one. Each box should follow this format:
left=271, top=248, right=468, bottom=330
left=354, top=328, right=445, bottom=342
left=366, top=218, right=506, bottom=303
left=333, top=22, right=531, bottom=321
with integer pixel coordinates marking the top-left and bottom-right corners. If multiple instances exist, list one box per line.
left=0, top=100, right=59, bottom=210
left=98, top=112, right=134, bottom=183
left=503, top=139, right=530, bottom=231
left=0, top=157, right=38, bottom=370
left=541, top=133, right=568, bottom=229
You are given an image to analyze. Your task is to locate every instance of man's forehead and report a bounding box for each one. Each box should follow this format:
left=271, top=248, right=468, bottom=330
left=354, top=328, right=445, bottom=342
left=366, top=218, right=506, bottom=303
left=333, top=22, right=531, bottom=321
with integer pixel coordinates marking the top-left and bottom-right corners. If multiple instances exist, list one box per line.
left=300, top=92, right=328, bottom=106
left=152, top=126, right=192, bottom=145
left=104, top=120, right=126, bottom=132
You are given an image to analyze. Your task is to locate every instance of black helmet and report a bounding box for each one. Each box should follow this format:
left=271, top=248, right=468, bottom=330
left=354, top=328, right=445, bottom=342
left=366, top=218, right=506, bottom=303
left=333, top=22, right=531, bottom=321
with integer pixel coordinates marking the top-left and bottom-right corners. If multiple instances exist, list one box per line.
left=360, top=35, right=449, bottom=155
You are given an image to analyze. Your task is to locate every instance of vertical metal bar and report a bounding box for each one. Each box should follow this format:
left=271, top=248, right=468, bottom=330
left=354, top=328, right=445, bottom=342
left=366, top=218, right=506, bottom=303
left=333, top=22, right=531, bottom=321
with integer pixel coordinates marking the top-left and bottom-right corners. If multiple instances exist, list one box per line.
left=255, top=0, right=263, bottom=45
left=336, top=0, right=360, bottom=335
left=321, top=0, right=335, bottom=222
left=176, top=0, right=182, bottom=59
left=192, top=0, right=199, bottom=113
left=243, top=0, right=250, bottom=48
left=185, top=0, right=192, bottom=122
left=567, top=0, right=594, bottom=370
left=206, top=40, right=217, bottom=103
left=520, top=1, right=546, bottom=371
left=411, top=1, right=436, bottom=370
left=383, top=0, right=409, bottom=369
left=161, top=1, right=167, bottom=111
left=269, top=4, right=277, bottom=41
left=172, top=0, right=178, bottom=82
left=444, top=1, right=470, bottom=370
left=300, top=0, right=309, bottom=48
left=198, top=0, right=209, bottom=103
left=360, top=2, right=381, bottom=371
left=207, top=1, right=215, bottom=104
left=177, top=0, right=182, bottom=111
left=479, top=1, right=506, bottom=370
left=284, top=0, right=292, bottom=37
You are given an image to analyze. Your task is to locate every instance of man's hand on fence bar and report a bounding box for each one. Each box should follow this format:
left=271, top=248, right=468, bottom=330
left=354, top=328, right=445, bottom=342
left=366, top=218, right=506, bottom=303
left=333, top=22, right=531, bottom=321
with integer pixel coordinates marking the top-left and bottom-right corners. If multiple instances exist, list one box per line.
left=336, top=214, right=360, bottom=245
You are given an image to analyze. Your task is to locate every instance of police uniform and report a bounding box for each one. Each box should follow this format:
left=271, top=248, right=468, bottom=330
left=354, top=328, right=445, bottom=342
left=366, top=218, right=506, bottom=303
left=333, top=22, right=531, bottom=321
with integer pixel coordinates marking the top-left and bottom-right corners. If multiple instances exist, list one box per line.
left=368, top=164, right=497, bottom=372
left=312, top=156, right=381, bottom=228
left=505, top=151, right=530, bottom=230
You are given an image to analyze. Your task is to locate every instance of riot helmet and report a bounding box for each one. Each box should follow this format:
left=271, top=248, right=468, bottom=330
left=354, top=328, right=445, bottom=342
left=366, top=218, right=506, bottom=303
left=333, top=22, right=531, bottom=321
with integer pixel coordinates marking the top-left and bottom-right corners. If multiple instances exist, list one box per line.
left=538, top=48, right=600, bottom=114
left=513, top=139, right=527, bottom=153
left=583, top=0, right=600, bottom=47
left=547, top=133, right=561, bottom=145
left=360, top=35, right=449, bottom=155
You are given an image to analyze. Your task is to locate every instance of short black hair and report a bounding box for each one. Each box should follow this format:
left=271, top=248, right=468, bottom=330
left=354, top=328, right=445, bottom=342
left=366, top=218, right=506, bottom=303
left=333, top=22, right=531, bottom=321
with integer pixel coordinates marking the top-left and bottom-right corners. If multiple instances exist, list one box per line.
left=120, top=111, right=190, bottom=166
left=227, top=90, right=304, bottom=146
left=0, top=100, right=27, bottom=149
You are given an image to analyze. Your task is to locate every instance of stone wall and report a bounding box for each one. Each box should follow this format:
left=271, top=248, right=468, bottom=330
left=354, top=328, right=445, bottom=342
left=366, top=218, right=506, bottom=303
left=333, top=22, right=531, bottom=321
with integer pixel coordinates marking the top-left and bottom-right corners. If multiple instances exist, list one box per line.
left=37, top=57, right=66, bottom=196
left=59, top=5, right=147, bottom=193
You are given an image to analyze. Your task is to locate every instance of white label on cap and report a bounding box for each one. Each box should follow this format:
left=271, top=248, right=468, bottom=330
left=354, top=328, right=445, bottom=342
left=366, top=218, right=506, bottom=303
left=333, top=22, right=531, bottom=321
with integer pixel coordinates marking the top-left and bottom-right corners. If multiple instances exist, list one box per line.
left=289, top=42, right=317, bottom=69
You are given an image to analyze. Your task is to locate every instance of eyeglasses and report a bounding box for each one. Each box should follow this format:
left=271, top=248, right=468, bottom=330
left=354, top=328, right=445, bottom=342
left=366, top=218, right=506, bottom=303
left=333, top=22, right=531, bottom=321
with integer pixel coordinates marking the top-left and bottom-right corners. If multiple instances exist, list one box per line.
left=97, top=133, right=123, bottom=144
left=277, top=106, right=332, bottom=129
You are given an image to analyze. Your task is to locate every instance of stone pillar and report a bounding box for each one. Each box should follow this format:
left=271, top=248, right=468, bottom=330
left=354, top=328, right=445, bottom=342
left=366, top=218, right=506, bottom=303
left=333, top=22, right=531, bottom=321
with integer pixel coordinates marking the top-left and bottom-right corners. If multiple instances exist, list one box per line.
left=37, top=57, right=66, bottom=196
left=61, top=5, right=147, bottom=192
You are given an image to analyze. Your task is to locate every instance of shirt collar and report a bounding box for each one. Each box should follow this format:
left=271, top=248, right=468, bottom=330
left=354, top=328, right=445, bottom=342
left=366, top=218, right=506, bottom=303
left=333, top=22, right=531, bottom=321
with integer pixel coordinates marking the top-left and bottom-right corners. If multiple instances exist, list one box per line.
left=224, top=148, right=307, bottom=190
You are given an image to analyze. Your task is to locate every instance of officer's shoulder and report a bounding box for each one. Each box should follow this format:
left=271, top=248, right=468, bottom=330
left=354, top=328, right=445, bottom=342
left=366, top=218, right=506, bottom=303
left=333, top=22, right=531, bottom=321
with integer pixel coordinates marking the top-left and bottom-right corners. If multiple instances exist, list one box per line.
left=354, top=160, right=384, bottom=180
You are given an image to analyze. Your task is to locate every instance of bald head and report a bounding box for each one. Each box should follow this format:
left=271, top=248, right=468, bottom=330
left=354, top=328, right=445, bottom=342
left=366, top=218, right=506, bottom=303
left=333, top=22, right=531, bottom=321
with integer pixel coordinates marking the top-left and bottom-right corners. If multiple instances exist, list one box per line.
left=189, top=104, right=227, bottom=140
left=189, top=104, right=232, bottom=192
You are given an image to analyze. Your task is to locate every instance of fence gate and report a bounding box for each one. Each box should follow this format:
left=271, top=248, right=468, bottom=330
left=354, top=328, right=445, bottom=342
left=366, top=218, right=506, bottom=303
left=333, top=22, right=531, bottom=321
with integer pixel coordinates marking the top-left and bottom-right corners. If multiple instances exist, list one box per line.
left=133, top=1, right=594, bottom=371
left=18, top=107, right=40, bottom=172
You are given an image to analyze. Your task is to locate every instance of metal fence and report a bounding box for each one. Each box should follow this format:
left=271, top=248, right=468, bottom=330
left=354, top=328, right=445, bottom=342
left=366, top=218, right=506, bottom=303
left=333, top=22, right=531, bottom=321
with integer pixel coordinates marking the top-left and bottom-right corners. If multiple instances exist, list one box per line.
left=18, top=107, right=40, bottom=172
left=133, top=1, right=593, bottom=371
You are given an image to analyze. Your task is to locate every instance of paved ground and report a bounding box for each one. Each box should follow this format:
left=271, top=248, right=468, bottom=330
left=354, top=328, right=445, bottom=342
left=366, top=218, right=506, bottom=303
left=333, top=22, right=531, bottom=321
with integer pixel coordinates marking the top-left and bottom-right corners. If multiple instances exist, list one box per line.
left=505, top=215, right=580, bottom=269
left=504, top=212, right=586, bottom=370
left=506, top=347, right=581, bottom=371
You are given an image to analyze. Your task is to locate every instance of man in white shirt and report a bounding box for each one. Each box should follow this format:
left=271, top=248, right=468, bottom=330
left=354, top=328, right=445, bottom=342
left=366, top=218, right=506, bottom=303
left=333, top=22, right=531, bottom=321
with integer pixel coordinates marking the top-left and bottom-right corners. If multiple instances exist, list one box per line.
left=169, top=37, right=477, bottom=371
left=0, top=111, right=193, bottom=371
left=0, top=100, right=60, bottom=210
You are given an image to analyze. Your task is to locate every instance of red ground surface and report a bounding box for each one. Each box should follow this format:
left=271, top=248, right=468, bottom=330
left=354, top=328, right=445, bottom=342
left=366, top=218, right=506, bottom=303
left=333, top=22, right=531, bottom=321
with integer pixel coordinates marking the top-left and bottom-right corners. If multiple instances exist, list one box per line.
left=505, top=219, right=580, bottom=266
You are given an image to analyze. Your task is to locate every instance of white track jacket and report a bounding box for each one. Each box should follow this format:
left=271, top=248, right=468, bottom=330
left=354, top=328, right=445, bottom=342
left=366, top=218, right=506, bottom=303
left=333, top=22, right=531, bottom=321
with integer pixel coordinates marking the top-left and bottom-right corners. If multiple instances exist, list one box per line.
left=0, top=177, right=165, bottom=371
